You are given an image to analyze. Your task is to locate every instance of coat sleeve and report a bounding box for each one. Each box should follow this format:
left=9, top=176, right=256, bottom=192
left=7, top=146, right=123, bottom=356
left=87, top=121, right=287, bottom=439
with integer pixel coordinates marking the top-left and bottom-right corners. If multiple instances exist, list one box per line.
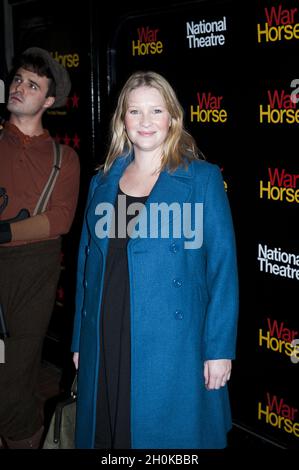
left=71, top=174, right=99, bottom=352
left=202, top=165, right=239, bottom=360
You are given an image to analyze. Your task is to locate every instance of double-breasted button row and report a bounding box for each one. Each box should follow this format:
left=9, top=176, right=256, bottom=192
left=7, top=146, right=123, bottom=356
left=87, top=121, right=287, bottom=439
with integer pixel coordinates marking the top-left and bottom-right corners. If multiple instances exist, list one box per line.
left=173, top=278, right=182, bottom=288
left=173, top=275, right=183, bottom=319
left=169, top=242, right=179, bottom=253
left=174, top=310, right=184, bottom=320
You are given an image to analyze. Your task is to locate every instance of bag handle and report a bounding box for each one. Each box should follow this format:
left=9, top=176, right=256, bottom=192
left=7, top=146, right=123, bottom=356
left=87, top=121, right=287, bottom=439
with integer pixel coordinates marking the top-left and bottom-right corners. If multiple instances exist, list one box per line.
left=53, top=374, right=77, bottom=444
left=71, top=373, right=77, bottom=398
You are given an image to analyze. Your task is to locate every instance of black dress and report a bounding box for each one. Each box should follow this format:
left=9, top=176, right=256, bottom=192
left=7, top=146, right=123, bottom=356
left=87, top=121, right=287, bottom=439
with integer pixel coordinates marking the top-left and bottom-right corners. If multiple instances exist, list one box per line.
left=94, top=186, right=148, bottom=449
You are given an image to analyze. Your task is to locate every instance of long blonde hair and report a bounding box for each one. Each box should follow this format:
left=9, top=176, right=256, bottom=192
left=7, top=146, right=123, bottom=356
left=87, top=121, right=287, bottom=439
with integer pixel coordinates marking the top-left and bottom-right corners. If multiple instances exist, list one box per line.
left=103, top=71, right=203, bottom=173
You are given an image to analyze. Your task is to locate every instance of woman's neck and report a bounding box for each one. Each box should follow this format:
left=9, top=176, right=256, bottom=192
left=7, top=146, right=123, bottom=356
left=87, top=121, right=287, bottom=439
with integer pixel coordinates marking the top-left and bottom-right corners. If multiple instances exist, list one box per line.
left=132, top=150, right=162, bottom=175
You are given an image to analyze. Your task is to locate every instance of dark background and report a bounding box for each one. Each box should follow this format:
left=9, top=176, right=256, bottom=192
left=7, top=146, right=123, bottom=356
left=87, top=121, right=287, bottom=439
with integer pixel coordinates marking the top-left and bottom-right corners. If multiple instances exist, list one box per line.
left=0, top=0, right=298, bottom=449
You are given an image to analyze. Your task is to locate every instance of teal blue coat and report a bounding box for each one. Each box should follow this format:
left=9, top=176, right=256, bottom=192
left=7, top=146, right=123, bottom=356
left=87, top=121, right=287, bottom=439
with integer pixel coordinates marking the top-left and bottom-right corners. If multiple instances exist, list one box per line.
left=71, top=155, right=238, bottom=449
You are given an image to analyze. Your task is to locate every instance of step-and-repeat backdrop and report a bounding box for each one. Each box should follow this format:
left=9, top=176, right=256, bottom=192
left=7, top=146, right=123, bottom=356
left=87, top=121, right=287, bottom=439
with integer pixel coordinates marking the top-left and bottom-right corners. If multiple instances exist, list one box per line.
left=107, top=0, right=299, bottom=448
left=2, top=0, right=297, bottom=446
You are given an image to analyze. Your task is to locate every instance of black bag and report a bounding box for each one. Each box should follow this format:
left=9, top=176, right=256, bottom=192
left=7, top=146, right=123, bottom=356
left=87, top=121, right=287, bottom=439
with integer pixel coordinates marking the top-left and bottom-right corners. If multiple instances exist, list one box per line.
left=43, top=375, right=77, bottom=449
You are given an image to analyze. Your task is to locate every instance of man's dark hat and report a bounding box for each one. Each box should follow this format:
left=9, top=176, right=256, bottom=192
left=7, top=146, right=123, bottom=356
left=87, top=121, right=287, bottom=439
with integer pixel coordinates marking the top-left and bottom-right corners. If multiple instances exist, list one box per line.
left=22, top=47, right=71, bottom=108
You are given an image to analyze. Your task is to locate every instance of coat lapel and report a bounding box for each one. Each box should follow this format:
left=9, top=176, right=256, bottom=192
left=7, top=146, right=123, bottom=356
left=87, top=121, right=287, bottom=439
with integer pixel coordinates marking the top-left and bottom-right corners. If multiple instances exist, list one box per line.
left=86, top=156, right=131, bottom=255
left=87, top=154, right=195, bottom=252
left=128, top=163, right=194, bottom=244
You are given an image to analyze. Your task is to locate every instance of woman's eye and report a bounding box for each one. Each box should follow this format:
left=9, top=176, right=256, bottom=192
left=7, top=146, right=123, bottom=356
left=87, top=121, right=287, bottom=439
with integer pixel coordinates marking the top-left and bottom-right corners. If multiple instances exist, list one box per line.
left=153, top=109, right=162, bottom=114
left=129, top=109, right=139, bottom=115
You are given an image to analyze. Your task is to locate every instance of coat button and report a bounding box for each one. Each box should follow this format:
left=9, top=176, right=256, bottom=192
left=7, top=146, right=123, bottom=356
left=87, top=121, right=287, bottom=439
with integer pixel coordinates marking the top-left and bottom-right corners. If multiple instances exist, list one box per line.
left=82, top=309, right=87, bottom=317
left=173, top=278, right=182, bottom=288
left=169, top=242, right=179, bottom=253
left=174, top=310, right=184, bottom=320
left=84, top=280, right=88, bottom=288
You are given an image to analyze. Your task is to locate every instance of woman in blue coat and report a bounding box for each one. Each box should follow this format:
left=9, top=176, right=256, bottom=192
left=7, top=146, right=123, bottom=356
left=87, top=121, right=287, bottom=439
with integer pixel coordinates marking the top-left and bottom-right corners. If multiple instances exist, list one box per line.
left=72, top=71, right=238, bottom=449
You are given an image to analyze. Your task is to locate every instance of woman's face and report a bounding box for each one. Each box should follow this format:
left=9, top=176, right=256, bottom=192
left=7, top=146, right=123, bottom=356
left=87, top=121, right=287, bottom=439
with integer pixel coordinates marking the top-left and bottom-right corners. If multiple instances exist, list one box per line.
left=124, top=86, right=171, bottom=156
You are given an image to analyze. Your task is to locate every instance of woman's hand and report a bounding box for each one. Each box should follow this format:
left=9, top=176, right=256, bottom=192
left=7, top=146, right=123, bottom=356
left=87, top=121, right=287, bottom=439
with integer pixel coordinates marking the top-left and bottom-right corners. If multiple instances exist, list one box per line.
left=73, top=352, right=79, bottom=370
left=204, top=359, right=231, bottom=390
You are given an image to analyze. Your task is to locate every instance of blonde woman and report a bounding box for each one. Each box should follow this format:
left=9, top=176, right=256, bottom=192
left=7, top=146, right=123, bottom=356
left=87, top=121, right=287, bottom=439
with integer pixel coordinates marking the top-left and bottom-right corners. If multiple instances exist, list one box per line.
left=72, top=71, right=238, bottom=449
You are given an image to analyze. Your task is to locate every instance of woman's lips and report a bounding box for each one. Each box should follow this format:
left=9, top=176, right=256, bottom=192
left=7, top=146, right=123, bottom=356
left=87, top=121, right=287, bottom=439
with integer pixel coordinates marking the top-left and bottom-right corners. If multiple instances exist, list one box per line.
left=138, top=131, right=155, bottom=136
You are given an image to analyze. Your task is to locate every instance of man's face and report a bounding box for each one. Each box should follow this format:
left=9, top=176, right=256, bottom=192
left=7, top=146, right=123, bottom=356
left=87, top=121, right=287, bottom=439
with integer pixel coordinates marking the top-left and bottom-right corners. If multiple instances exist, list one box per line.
left=7, top=67, right=54, bottom=116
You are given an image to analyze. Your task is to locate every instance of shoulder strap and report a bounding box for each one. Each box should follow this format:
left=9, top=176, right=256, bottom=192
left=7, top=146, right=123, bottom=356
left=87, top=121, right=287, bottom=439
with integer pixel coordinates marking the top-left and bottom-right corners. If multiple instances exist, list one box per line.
left=33, top=141, right=63, bottom=216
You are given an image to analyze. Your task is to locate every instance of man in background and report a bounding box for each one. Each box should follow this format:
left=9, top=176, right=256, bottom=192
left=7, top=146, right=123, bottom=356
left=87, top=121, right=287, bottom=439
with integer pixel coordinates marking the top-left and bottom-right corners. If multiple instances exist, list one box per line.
left=0, top=47, right=80, bottom=449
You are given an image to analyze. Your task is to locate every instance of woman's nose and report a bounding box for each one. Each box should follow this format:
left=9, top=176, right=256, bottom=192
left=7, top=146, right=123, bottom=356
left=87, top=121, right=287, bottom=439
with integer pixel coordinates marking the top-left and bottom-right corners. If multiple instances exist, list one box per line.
left=140, top=113, right=151, bottom=126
